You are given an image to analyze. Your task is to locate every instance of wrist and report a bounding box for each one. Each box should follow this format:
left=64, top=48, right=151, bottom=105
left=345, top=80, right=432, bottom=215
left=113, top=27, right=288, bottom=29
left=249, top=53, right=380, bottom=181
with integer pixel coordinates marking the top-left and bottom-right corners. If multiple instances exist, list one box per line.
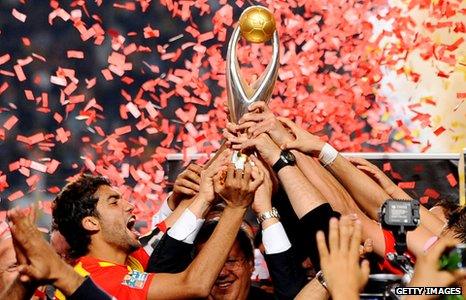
left=253, top=203, right=273, bottom=215
left=53, top=263, right=85, bottom=296
left=266, top=150, right=281, bottom=166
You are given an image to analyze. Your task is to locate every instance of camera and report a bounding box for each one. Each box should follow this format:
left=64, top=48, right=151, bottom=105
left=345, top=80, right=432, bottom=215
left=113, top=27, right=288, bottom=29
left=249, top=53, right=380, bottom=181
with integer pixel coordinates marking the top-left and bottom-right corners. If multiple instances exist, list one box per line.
left=361, top=199, right=421, bottom=299
left=380, top=199, right=420, bottom=231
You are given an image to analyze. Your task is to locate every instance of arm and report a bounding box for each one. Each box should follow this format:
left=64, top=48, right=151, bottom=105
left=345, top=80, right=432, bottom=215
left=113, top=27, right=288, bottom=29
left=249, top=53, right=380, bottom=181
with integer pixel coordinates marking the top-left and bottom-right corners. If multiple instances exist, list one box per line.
left=5, top=208, right=108, bottom=299
left=348, top=157, right=447, bottom=237
left=278, top=117, right=438, bottom=257
left=316, top=216, right=370, bottom=300
left=294, top=278, right=329, bottom=300
left=225, top=130, right=327, bottom=219
left=250, top=156, right=306, bottom=299
left=147, top=162, right=263, bottom=299
left=293, top=152, right=388, bottom=256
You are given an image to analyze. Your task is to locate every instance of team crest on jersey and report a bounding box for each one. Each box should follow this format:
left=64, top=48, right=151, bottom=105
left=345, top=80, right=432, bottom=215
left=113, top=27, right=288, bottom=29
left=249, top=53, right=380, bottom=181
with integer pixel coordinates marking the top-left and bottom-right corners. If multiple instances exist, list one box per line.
left=121, top=270, right=149, bottom=289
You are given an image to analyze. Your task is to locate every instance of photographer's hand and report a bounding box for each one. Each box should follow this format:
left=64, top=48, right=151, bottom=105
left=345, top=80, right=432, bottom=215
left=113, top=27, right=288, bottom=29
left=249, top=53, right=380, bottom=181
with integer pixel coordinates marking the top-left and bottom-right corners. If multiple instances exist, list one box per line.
left=316, top=216, right=370, bottom=300
left=407, top=238, right=466, bottom=299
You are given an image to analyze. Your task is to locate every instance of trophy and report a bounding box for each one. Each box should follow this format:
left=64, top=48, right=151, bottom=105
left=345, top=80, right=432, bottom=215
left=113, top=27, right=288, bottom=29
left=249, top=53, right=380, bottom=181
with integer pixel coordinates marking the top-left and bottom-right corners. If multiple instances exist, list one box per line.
left=226, top=6, right=280, bottom=169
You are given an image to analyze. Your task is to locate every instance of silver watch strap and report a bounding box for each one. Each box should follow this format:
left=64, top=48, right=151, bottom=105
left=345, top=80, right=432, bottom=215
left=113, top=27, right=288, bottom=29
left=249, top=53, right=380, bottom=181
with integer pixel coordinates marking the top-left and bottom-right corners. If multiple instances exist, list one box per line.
left=257, top=207, right=280, bottom=224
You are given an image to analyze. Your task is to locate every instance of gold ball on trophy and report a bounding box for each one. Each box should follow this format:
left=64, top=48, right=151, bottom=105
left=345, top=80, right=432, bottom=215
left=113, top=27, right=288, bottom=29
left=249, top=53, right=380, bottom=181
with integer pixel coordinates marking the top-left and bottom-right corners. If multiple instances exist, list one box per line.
left=238, top=6, right=276, bottom=43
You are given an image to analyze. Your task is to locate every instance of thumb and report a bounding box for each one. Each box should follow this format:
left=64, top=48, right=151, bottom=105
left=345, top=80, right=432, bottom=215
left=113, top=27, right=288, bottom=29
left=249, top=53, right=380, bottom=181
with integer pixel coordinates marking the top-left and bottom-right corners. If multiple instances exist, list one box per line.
left=360, top=259, right=371, bottom=285
left=18, top=265, right=38, bottom=282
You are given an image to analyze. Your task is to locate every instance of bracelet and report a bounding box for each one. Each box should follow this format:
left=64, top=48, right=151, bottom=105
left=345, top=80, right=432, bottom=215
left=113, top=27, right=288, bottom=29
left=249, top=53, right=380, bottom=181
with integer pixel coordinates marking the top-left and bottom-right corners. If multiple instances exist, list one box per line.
left=316, top=270, right=328, bottom=290
left=318, top=143, right=338, bottom=167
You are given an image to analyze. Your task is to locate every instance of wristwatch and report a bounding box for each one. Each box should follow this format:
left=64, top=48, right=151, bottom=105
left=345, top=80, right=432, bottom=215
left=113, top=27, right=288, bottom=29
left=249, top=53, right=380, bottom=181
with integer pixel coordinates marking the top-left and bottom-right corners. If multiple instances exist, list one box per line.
left=257, top=207, right=280, bottom=224
left=272, top=150, right=296, bottom=173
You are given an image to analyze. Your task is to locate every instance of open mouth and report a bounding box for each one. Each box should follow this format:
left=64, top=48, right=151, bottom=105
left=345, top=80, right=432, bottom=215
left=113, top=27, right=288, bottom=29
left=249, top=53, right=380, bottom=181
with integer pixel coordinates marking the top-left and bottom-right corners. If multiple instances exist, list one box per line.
left=126, top=216, right=140, bottom=238
left=215, top=280, right=234, bottom=289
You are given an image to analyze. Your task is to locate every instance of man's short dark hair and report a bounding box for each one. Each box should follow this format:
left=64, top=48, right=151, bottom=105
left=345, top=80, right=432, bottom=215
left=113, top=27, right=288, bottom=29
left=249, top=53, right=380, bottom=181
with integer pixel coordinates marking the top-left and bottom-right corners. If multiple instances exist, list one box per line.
left=52, top=174, right=110, bottom=258
left=195, top=220, right=254, bottom=262
left=447, top=206, right=466, bottom=243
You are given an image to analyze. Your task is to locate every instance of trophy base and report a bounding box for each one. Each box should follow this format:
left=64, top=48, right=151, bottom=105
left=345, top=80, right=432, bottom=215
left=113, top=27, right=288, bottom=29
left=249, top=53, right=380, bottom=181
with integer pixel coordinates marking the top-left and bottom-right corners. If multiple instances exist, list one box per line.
left=231, top=151, right=248, bottom=170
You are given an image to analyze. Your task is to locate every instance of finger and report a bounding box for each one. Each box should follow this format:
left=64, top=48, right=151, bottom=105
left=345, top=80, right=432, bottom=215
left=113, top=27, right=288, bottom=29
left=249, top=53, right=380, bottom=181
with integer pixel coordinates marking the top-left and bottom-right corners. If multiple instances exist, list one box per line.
left=328, top=217, right=340, bottom=253
left=226, top=122, right=239, bottom=132
left=239, top=112, right=266, bottom=124
left=316, top=230, right=329, bottom=260
left=347, top=157, right=370, bottom=166
left=360, top=259, right=371, bottom=283
left=248, top=101, right=267, bottom=112
left=175, top=186, right=198, bottom=196
left=356, top=165, right=377, bottom=176
left=243, top=163, right=252, bottom=183
left=226, top=164, right=235, bottom=183
left=213, top=171, right=223, bottom=192
left=181, top=170, right=201, bottom=185
left=249, top=155, right=267, bottom=175
left=223, top=129, right=242, bottom=143
left=350, top=220, right=363, bottom=257
left=236, top=121, right=257, bottom=131
left=249, top=167, right=264, bottom=191
left=339, top=216, right=352, bottom=252
left=187, top=164, right=203, bottom=175
left=363, top=239, right=374, bottom=254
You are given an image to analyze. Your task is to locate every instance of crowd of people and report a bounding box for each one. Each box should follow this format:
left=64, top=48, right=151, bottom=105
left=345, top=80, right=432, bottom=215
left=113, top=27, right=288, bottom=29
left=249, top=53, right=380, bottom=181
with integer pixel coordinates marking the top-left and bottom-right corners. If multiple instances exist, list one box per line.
left=1, top=101, right=465, bottom=299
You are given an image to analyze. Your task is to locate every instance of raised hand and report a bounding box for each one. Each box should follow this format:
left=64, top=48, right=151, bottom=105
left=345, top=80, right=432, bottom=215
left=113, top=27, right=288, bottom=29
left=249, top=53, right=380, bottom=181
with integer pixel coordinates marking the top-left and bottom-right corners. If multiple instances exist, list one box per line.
left=278, top=117, right=325, bottom=155
left=236, top=101, right=293, bottom=145
left=409, top=238, right=466, bottom=290
left=347, top=157, right=410, bottom=199
left=169, top=163, right=203, bottom=208
left=316, top=216, right=370, bottom=300
left=198, top=149, right=231, bottom=204
left=214, top=162, right=263, bottom=209
left=223, top=130, right=281, bottom=167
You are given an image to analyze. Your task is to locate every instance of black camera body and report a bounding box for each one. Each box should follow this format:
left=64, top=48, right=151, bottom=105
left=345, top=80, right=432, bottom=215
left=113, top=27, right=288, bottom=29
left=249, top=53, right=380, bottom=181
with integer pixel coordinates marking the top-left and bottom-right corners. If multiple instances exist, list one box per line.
left=380, top=199, right=420, bottom=232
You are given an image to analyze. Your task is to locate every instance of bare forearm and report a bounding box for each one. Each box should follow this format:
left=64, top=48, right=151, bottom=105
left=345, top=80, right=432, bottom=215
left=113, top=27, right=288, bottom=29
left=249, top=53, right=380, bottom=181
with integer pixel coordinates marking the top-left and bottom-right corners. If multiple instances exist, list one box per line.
left=327, top=155, right=389, bottom=220
left=295, top=152, right=358, bottom=215
left=185, top=206, right=247, bottom=289
left=54, top=265, right=86, bottom=296
left=163, top=199, right=193, bottom=228
left=277, top=165, right=327, bottom=219
left=187, top=195, right=211, bottom=219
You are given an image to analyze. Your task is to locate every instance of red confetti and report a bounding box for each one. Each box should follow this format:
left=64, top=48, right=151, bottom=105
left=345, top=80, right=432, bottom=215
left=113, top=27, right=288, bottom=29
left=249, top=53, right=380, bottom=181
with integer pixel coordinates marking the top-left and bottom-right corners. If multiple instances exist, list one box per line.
left=446, top=173, right=457, bottom=187
left=433, top=126, right=446, bottom=136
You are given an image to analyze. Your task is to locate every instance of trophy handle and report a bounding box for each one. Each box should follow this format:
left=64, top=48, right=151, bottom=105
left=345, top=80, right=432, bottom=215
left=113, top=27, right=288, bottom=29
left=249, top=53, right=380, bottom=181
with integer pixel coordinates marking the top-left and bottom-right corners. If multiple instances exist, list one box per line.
left=226, top=27, right=280, bottom=123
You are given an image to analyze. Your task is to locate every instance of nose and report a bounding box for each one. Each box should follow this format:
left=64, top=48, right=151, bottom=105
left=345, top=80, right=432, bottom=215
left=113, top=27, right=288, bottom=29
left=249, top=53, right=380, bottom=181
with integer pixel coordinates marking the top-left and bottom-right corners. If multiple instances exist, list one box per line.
left=123, top=199, right=135, bottom=212
left=218, top=265, right=229, bottom=277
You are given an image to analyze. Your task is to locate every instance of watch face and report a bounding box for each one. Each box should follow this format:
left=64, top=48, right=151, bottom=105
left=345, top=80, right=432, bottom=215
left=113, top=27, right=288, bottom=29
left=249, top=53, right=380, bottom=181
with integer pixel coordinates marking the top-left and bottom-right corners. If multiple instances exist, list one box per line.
left=282, top=150, right=296, bottom=163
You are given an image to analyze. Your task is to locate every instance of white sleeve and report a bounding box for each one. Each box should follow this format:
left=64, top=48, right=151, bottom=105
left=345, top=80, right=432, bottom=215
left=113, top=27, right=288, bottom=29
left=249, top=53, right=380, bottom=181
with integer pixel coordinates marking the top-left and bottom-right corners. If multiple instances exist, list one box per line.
left=167, top=208, right=204, bottom=244
left=151, top=194, right=174, bottom=227
left=262, top=222, right=292, bottom=254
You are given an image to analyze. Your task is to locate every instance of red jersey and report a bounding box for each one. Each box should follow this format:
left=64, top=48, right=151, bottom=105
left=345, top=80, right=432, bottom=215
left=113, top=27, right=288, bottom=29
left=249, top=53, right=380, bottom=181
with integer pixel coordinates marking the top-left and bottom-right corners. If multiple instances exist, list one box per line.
left=378, top=229, right=415, bottom=274
left=55, top=248, right=154, bottom=300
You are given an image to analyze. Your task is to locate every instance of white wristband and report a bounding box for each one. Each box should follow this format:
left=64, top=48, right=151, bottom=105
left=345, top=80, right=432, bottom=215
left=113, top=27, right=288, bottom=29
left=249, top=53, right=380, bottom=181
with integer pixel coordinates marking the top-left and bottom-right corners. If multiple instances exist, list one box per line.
left=318, top=143, right=338, bottom=167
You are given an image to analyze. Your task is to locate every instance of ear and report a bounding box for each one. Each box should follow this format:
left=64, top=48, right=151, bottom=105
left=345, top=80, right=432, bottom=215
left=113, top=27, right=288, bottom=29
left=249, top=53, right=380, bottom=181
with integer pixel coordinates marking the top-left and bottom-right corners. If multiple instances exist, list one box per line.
left=82, top=216, right=100, bottom=231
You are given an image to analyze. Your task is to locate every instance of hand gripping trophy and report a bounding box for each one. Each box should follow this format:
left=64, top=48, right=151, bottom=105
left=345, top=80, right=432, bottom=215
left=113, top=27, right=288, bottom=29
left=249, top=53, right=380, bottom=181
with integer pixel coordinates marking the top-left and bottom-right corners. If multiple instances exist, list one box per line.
left=226, top=6, right=280, bottom=169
